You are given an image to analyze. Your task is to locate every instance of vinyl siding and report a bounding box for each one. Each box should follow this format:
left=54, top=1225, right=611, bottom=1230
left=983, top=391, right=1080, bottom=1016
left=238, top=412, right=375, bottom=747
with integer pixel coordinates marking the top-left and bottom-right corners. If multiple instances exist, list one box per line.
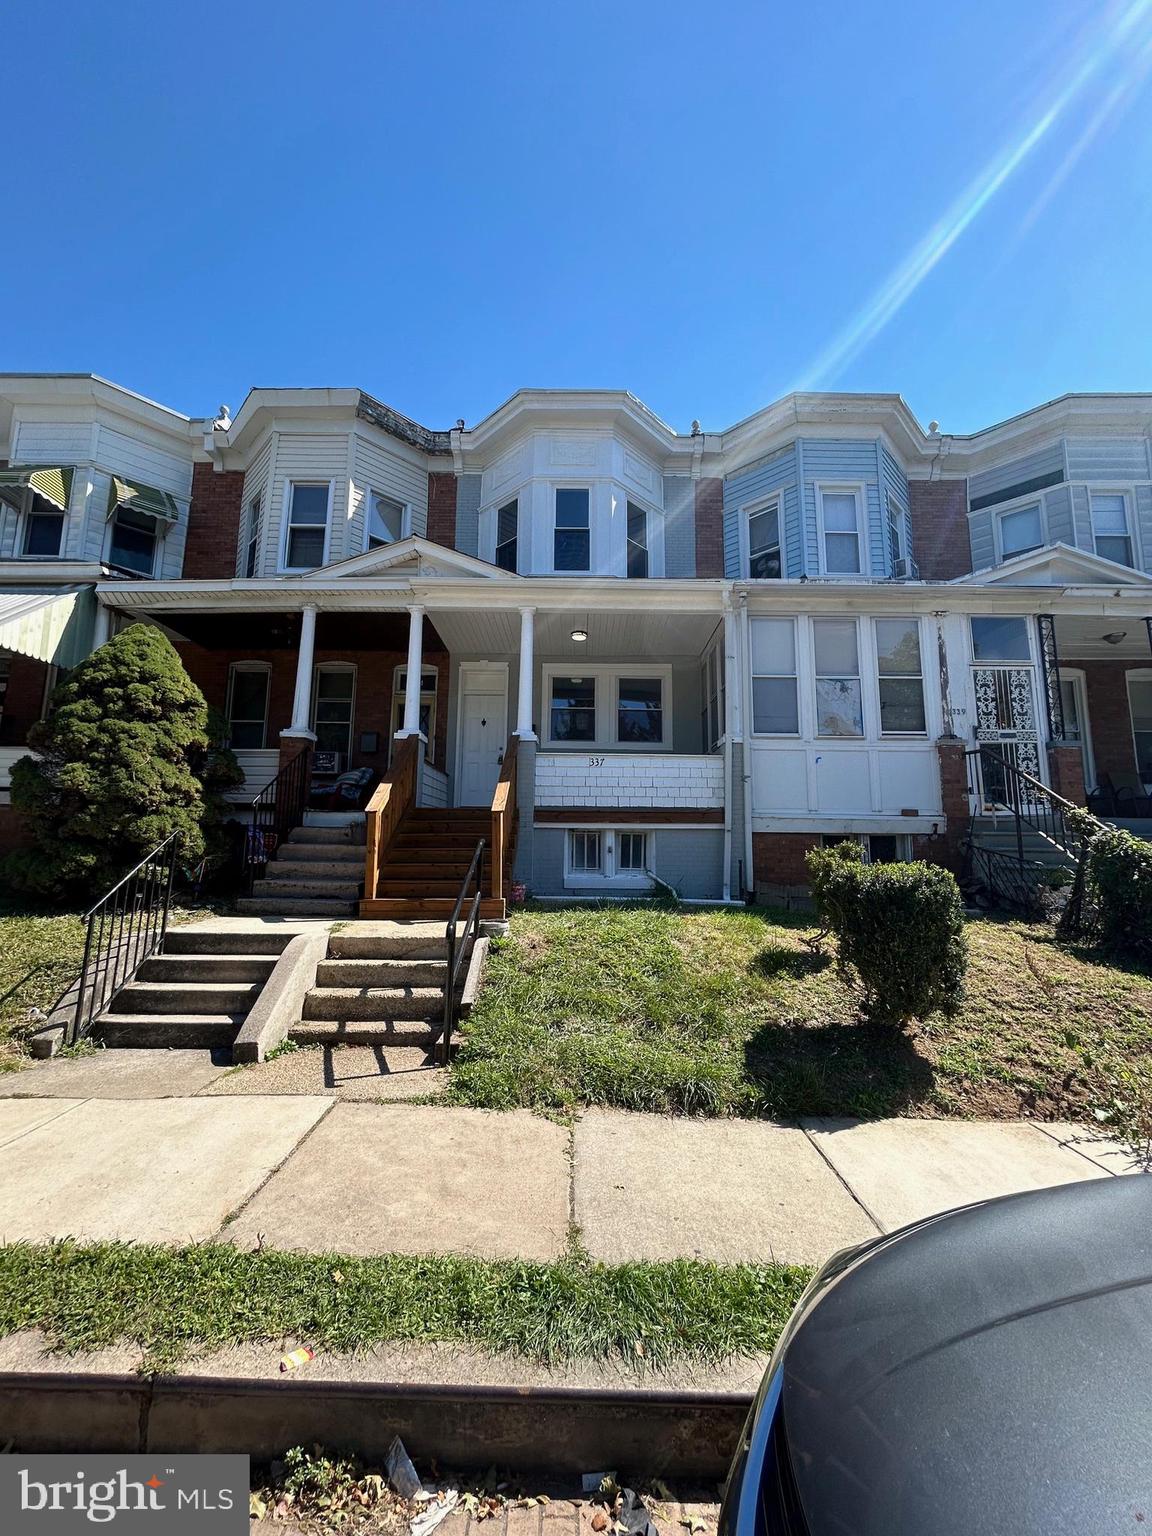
left=1070, top=485, right=1093, bottom=551
left=969, top=509, right=995, bottom=570
left=801, top=439, right=884, bottom=574
left=455, top=472, right=482, bottom=557
left=1135, top=485, right=1152, bottom=569
left=349, top=430, right=428, bottom=556
left=239, top=437, right=274, bottom=575
left=968, top=443, right=1064, bottom=507
left=881, top=443, right=912, bottom=575
left=1064, top=437, right=1152, bottom=480
left=266, top=433, right=351, bottom=574
left=1044, top=483, right=1075, bottom=546
left=662, top=475, right=696, bottom=578
left=723, top=444, right=799, bottom=578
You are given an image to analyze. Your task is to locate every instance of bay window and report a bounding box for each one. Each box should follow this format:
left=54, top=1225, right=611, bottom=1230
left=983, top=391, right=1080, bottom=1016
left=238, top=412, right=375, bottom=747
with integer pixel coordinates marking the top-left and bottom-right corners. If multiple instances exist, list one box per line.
left=748, top=498, right=782, bottom=579
left=627, top=502, right=649, bottom=578
left=495, top=499, right=518, bottom=571
left=367, top=491, right=406, bottom=549
left=875, top=618, right=926, bottom=734
left=22, top=507, right=65, bottom=557
left=750, top=617, right=799, bottom=734
left=819, top=487, right=863, bottom=574
left=284, top=482, right=331, bottom=570
left=813, top=617, right=864, bottom=737
left=997, top=502, right=1042, bottom=559
left=242, top=494, right=262, bottom=577
left=554, top=488, right=590, bottom=571
left=1090, top=492, right=1133, bottom=566
left=108, top=504, right=159, bottom=576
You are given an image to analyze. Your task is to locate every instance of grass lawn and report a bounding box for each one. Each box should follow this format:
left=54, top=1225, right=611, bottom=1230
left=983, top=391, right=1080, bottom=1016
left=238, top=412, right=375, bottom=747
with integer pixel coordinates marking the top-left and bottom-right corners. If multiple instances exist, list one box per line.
left=0, top=1241, right=810, bottom=1372
left=0, top=900, right=88, bottom=1069
left=449, top=905, right=1152, bottom=1129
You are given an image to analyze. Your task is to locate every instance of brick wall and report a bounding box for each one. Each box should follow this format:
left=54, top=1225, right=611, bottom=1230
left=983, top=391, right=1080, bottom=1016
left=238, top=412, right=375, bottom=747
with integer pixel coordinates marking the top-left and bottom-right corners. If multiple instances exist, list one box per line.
left=752, top=831, right=821, bottom=887
left=934, top=737, right=970, bottom=866
left=1047, top=744, right=1086, bottom=806
left=183, top=462, right=246, bottom=579
left=694, top=477, right=724, bottom=578
left=427, top=472, right=457, bottom=550
left=0, top=655, right=51, bottom=744
left=907, top=479, right=971, bottom=580
left=174, top=643, right=451, bottom=775
left=1078, top=660, right=1149, bottom=788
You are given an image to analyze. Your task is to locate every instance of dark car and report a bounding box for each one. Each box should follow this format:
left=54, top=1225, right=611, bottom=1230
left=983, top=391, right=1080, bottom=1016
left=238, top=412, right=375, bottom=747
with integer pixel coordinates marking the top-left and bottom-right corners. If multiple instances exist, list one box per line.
left=718, top=1175, right=1151, bottom=1535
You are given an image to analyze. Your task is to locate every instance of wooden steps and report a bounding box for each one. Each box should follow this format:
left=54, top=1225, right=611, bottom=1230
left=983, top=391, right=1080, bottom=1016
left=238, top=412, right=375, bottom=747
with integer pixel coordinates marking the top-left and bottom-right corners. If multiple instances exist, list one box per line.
left=360, top=805, right=508, bottom=920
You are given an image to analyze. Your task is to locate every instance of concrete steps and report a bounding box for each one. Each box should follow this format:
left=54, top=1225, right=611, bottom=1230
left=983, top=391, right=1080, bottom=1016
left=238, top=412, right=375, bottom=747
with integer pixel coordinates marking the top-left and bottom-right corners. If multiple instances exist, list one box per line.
left=302, top=986, right=444, bottom=1022
left=242, top=822, right=366, bottom=918
left=969, top=817, right=1075, bottom=871
left=97, top=1013, right=247, bottom=1049
left=314, top=958, right=448, bottom=987
left=294, top=922, right=457, bottom=1051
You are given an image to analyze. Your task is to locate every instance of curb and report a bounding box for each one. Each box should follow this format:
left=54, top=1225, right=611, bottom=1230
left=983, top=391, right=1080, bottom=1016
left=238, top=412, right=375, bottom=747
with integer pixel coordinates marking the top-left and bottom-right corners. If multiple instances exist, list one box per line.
left=0, top=1370, right=751, bottom=1477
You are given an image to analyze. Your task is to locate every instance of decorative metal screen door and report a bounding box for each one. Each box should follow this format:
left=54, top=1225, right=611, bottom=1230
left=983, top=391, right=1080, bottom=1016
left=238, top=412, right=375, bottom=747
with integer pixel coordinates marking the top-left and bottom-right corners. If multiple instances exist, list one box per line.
left=972, top=666, right=1042, bottom=805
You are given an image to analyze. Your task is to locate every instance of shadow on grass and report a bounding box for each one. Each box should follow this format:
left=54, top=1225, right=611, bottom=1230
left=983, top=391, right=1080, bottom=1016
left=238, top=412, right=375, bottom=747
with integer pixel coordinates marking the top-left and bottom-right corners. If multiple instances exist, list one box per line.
left=751, top=943, right=832, bottom=982
left=743, top=1016, right=935, bottom=1121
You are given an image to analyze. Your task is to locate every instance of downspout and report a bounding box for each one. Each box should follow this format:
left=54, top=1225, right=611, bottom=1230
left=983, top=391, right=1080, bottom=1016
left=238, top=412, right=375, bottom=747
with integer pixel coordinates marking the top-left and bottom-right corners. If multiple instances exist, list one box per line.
left=721, top=594, right=733, bottom=904
left=737, top=589, right=754, bottom=901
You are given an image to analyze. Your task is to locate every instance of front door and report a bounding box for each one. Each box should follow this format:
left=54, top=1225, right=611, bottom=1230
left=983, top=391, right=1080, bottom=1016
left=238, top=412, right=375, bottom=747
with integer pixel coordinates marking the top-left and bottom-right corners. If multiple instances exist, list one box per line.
left=457, top=670, right=507, bottom=805
left=972, top=664, right=1042, bottom=804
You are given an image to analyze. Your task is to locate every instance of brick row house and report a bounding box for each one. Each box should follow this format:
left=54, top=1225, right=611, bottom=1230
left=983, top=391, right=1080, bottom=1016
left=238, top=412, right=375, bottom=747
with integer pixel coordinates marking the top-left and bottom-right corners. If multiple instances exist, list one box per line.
left=1, top=374, right=1151, bottom=912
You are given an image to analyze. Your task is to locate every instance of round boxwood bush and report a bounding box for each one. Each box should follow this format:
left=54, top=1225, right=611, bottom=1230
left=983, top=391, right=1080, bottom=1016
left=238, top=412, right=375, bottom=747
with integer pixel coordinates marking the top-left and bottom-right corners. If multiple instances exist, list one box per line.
left=806, top=842, right=969, bottom=1027
left=1085, top=824, right=1152, bottom=961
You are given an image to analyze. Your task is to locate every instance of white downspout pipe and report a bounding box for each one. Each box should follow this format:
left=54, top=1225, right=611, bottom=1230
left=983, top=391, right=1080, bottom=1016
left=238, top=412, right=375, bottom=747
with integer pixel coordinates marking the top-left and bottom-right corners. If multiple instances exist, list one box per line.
left=738, top=594, right=755, bottom=901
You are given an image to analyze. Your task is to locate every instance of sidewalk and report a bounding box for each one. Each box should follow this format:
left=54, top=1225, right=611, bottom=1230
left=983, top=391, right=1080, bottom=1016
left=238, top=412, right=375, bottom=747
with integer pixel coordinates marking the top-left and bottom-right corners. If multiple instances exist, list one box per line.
left=0, top=1060, right=1139, bottom=1261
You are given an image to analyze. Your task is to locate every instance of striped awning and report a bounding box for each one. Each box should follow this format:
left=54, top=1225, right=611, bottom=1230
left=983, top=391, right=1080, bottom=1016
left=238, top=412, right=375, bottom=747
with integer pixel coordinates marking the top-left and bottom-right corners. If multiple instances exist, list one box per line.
left=106, top=476, right=180, bottom=525
left=0, top=465, right=75, bottom=512
left=0, top=586, right=96, bottom=668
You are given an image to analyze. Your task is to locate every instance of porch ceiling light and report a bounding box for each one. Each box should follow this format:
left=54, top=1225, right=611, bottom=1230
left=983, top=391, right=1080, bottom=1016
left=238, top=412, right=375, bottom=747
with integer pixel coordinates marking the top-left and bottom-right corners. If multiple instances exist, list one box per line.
left=1102, top=631, right=1127, bottom=645
left=570, top=627, right=588, bottom=642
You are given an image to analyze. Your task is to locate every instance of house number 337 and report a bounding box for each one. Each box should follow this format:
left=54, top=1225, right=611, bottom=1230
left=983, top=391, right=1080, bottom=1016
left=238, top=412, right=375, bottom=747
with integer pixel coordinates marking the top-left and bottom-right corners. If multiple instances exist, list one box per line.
left=589, top=756, right=605, bottom=767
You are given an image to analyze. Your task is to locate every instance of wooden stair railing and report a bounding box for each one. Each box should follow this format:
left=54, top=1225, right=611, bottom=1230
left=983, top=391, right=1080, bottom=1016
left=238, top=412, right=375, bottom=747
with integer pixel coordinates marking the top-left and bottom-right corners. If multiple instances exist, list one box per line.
left=490, top=735, right=518, bottom=903
left=363, top=735, right=421, bottom=902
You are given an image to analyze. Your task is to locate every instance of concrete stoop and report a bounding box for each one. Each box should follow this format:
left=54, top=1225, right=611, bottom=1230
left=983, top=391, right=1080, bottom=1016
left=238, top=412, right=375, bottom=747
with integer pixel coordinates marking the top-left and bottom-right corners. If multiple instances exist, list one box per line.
left=236, top=822, right=366, bottom=918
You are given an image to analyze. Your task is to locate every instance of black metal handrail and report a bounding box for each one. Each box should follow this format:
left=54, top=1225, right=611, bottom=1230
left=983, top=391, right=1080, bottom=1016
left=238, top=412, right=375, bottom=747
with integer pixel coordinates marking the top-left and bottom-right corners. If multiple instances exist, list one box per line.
left=440, top=840, right=485, bottom=1067
left=70, top=833, right=180, bottom=1046
left=244, top=748, right=311, bottom=890
left=964, top=744, right=1090, bottom=863
left=962, top=839, right=1047, bottom=916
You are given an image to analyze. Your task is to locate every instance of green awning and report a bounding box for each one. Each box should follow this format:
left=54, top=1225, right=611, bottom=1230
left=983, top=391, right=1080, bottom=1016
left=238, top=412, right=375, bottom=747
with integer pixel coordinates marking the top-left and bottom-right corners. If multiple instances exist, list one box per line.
left=106, top=476, right=180, bottom=525
left=0, top=465, right=75, bottom=512
left=0, top=586, right=96, bottom=669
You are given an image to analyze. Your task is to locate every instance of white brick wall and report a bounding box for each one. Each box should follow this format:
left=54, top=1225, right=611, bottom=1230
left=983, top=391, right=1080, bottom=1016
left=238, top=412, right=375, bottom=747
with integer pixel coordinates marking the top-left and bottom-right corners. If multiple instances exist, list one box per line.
left=535, top=753, right=724, bottom=809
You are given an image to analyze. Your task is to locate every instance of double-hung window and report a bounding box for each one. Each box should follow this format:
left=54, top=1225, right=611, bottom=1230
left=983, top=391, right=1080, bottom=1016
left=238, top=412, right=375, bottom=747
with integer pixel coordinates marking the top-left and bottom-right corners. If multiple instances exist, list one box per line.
left=108, top=505, right=159, bottom=576
left=242, top=494, right=262, bottom=577
left=875, top=618, right=926, bottom=735
left=284, top=483, right=331, bottom=570
left=747, top=499, right=781, bottom=579
left=998, top=502, right=1042, bottom=559
left=312, top=665, right=355, bottom=758
left=617, top=677, right=663, bottom=744
left=23, top=504, right=65, bottom=557
left=627, top=502, right=649, bottom=578
left=701, top=639, right=726, bottom=751
left=1128, top=676, right=1152, bottom=785
left=554, top=488, right=590, bottom=571
left=750, top=618, right=799, bottom=734
left=885, top=493, right=907, bottom=573
left=819, top=487, right=863, bottom=574
left=367, top=491, right=406, bottom=549
left=545, top=668, right=668, bottom=748
left=495, top=499, right=518, bottom=571
left=550, top=677, right=597, bottom=742
left=1090, top=492, right=1133, bottom=566
left=814, top=617, right=864, bottom=737
left=226, top=663, right=270, bottom=749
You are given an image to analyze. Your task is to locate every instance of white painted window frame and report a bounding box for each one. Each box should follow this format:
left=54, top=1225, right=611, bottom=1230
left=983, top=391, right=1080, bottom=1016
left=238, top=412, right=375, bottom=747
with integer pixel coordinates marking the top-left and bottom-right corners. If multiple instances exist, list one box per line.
left=280, top=479, right=334, bottom=573
left=225, top=661, right=272, bottom=750
left=1057, top=666, right=1096, bottom=790
left=740, top=493, right=784, bottom=580
left=310, top=660, right=357, bottom=760
left=241, top=492, right=262, bottom=578
left=541, top=663, right=673, bottom=751
left=884, top=491, right=908, bottom=572
left=564, top=826, right=652, bottom=888
left=551, top=483, right=593, bottom=575
left=821, top=832, right=913, bottom=863
left=494, top=496, right=519, bottom=572
left=749, top=615, right=801, bottom=737
left=363, top=489, right=412, bottom=553
left=815, top=482, right=869, bottom=577
left=991, top=493, right=1046, bottom=564
left=103, top=502, right=163, bottom=578
left=1087, top=485, right=1137, bottom=567
left=19, top=497, right=66, bottom=559
left=389, top=663, right=439, bottom=763
left=872, top=615, right=928, bottom=738
left=1126, top=667, right=1152, bottom=790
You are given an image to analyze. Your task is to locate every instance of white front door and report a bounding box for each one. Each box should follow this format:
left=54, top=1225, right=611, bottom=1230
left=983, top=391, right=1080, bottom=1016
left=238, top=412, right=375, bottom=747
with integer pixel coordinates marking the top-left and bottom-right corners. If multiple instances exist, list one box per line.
left=457, top=670, right=507, bottom=805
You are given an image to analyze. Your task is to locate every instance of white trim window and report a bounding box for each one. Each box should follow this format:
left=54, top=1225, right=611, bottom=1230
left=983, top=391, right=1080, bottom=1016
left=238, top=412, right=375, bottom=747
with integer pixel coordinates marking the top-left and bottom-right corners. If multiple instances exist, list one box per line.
left=565, top=828, right=650, bottom=887
left=22, top=503, right=65, bottom=558
left=242, top=493, right=262, bottom=577
left=1127, top=672, right=1152, bottom=786
left=885, top=492, right=908, bottom=574
left=390, top=665, right=438, bottom=761
left=366, top=490, right=407, bottom=550
left=283, top=482, right=332, bottom=571
left=495, top=498, right=518, bottom=572
left=823, top=833, right=912, bottom=864
left=543, top=665, right=670, bottom=750
left=997, top=501, right=1043, bottom=560
left=874, top=618, right=926, bottom=735
left=311, top=664, right=356, bottom=759
left=750, top=617, right=799, bottom=735
left=554, top=488, right=590, bottom=572
left=747, top=497, right=782, bottom=579
left=107, top=504, right=160, bottom=576
left=813, top=617, right=864, bottom=738
left=701, top=636, right=726, bottom=751
left=226, top=662, right=270, bottom=750
left=627, top=501, right=649, bottom=578
left=1089, top=491, right=1133, bottom=567
left=818, top=485, right=864, bottom=574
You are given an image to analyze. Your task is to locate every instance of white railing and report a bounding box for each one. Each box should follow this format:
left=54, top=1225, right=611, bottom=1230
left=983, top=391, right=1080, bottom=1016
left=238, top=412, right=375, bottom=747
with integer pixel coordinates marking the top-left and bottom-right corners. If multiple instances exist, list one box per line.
left=535, top=751, right=724, bottom=809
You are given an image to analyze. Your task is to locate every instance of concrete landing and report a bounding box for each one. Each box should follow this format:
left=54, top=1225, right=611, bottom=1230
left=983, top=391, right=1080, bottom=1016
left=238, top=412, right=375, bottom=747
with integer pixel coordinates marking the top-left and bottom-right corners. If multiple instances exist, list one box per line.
left=205, top=1044, right=448, bottom=1099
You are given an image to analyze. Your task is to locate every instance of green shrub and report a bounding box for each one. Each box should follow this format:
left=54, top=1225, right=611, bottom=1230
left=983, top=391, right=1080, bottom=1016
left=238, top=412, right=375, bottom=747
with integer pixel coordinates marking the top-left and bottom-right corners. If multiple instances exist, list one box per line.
left=1086, top=825, right=1152, bottom=961
left=6, top=626, right=210, bottom=900
left=805, top=843, right=968, bottom=1027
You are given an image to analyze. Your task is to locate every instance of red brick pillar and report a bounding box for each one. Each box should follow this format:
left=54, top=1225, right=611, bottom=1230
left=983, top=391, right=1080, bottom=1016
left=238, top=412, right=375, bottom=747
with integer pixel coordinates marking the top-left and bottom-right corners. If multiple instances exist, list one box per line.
left=1047, top=744, right=1086, bottom=806
left=427, top=472, right=457, bottom=550
left=694, top=477, right=724, bottom=577
left=278, top=732, right=314, bottom=778
left=934, top=737, right=971, bottom=870
left=184, top=462, right=247, bottom=578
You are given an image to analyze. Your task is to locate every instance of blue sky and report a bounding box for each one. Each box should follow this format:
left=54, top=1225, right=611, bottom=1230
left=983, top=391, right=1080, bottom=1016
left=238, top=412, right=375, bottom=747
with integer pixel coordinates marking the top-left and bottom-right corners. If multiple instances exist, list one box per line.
left=4, top=0, right=1152, bottom=434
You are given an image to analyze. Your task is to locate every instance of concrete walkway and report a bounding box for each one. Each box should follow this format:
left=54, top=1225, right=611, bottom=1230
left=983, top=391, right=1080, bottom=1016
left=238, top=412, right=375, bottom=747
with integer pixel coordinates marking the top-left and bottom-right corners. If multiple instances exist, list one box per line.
left=0, top=1073, right=1140, bottom=1261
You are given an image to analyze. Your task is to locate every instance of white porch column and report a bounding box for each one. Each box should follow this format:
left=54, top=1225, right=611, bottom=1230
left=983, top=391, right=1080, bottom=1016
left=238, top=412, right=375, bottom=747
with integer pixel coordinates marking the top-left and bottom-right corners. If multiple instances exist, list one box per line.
left=285, top=604, right=318, bottom=737
left=396, top=605, right=426, bottom=738
left=91, top=599, right=112, bottom=650
left=516, top=606, right=536, bottom=739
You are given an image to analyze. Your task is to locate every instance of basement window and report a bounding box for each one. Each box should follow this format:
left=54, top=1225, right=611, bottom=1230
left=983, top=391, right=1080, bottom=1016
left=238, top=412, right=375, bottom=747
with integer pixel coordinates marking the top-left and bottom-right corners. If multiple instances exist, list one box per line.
left=565, top=828, right=650, bottom=887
